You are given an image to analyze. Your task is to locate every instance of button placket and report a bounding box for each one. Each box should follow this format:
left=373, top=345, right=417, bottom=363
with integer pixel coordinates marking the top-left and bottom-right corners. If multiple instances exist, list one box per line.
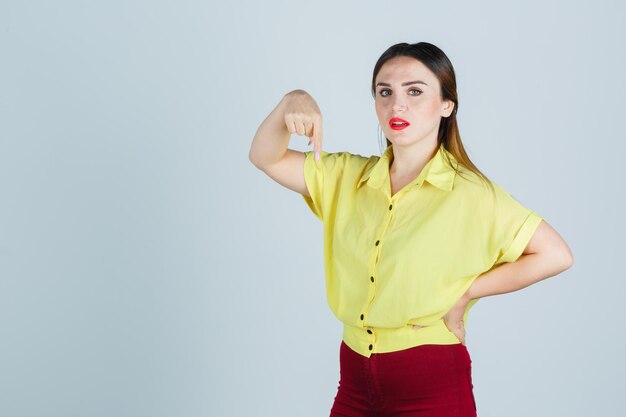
left=361, top=197, right=396, bottom=354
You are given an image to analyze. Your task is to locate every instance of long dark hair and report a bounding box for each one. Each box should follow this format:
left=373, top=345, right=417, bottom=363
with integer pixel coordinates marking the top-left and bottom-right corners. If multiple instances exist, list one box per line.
left=371, top=42, right=494, bottom=192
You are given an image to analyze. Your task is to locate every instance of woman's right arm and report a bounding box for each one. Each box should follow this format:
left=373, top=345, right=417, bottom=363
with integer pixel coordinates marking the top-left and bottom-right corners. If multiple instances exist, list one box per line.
left=248, top=90, right=323, bottom=197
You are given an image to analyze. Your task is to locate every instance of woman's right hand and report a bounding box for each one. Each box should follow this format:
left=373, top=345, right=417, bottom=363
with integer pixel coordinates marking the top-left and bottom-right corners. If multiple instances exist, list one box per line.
left=282, top=90, right=323, bottom=161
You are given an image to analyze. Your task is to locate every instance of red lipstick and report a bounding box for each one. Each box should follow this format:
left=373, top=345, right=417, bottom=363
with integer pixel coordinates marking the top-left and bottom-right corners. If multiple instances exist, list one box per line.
left=389, top=117, right=410, bottom=130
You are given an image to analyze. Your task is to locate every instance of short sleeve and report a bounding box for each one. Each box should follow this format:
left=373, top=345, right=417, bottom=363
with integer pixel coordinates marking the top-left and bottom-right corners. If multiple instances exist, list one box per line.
left=490, top=183, right=544, bottom=264
left=301, top=150, right=349, bottom=221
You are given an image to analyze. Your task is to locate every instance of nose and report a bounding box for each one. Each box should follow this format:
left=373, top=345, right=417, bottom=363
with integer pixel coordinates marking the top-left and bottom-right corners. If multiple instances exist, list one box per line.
left=392, top=99, right=407, bottom=112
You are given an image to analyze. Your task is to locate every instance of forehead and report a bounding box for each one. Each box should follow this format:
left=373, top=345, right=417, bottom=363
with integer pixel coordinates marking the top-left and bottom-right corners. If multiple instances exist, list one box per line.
left=375, top=56, right=438, bottom=87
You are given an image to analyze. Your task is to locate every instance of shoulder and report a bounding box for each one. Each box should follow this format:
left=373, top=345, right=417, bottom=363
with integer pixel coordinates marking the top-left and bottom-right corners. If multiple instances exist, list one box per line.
left=451, top=163, right=492, bottom=194
left=315, top=150, right=371, bottom=162
left=450, top=164, right=515, bottom=211
left=303, top=149, right=373, bottom=172
left=455, top=167, right=533, bottom=216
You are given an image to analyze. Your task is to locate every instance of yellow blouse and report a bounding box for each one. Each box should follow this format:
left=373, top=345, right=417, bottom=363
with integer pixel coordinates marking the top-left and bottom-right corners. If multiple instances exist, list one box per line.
left=302, top=143, right=544, bottom=358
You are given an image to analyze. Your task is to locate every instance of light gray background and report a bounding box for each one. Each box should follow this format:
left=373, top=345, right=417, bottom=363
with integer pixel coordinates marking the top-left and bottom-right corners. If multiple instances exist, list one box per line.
left=1, top=1, right=623, bottom=416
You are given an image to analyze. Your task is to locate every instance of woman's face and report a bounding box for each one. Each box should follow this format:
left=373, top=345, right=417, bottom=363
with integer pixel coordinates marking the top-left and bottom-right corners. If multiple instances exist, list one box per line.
left=374, top=56, right=454, bottom=147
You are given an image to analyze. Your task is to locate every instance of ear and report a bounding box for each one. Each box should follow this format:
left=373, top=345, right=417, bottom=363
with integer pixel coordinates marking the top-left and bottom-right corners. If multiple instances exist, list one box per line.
left=441, top=100, right=455, bottom=118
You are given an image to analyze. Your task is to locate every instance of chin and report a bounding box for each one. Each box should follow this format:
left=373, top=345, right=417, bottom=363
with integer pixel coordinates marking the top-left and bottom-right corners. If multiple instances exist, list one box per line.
left=387, top=134, right=417, bottom=146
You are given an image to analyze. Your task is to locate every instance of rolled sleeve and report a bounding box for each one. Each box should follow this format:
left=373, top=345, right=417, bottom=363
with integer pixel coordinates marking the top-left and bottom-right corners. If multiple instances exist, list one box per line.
left=301, top=150, right=349, bottom=222
left=302, top=150, right=324, bottom=220
left=491, top=183, right=544, bottom=264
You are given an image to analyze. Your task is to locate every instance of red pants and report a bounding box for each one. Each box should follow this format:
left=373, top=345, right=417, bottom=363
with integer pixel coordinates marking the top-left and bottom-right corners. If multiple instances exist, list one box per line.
left=329, top=340, right=477, bottom=417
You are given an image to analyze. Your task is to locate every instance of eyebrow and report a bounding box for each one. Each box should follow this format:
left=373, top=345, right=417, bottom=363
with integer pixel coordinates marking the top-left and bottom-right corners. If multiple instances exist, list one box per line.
left=376, top=80, right=429, bottom=87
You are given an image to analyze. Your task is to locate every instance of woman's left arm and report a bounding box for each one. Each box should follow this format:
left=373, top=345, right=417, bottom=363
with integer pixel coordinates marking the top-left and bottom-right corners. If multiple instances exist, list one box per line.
left=438, top=220, right=573, bottom=344
left=465, top=219, right=574, bottom=300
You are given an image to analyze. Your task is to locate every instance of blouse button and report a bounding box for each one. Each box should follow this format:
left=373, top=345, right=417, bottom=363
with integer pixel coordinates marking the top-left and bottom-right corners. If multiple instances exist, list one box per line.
left=375, top=240, right=380, bottom=246
left=367, top=329, right=372, bottom=334
left=369, top=344, right=373, bottom=350
left=360, top=314, right=364, bottom=320
left=389, top=204, right=392, bottom=210
left=370, top=276, right=374, bottom=282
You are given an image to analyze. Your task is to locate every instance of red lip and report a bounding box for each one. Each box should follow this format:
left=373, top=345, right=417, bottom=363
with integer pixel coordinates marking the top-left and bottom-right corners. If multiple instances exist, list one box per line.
left=389, top=117, right=410, bottom=130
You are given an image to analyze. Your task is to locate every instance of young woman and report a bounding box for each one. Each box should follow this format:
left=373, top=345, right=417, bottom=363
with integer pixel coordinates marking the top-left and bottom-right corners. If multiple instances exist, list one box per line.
left=249, top=41, right=573, bottom=417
